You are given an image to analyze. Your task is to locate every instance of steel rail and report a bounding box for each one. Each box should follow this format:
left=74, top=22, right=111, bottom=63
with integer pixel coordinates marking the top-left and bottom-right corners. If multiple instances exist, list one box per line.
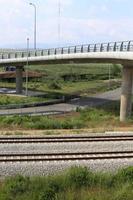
left=0, top=151, right=133, bottom=162
left=0, top=135, right=133, bottom=139
left=0, top=135, right=133, bottom=143
left=0, top=150, right=133, bottom=157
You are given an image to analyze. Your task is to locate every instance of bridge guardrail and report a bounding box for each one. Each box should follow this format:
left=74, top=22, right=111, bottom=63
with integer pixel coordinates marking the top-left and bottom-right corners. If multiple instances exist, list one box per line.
left=0, top=40, right=133, bottom=60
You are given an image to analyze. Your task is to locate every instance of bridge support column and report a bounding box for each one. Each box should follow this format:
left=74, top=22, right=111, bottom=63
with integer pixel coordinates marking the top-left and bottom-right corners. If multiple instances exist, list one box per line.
left=120, top=66, right=133, bottom=122
left=16, top=67, right=23, bottom=94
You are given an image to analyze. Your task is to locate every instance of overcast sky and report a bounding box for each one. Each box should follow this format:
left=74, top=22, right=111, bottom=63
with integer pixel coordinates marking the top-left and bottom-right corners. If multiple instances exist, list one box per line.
left=0, top=0, right=132, bottom=48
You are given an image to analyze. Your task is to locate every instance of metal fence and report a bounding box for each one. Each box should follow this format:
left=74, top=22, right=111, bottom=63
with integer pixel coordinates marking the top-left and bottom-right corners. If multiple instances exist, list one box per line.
left=0, top=40, right=133, bottom=60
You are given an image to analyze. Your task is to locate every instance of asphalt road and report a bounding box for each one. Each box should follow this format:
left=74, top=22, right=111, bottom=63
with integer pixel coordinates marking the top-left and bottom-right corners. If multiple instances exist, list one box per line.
left=0, top=88, right=121, bottom=116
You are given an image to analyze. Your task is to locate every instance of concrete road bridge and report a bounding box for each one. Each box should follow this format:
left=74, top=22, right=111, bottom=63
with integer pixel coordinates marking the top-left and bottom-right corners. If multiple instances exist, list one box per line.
left=0, top=40, right=133, bottom=122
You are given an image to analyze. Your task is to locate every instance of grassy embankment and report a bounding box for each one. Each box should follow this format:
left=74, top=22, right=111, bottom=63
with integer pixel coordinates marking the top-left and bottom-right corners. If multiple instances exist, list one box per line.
left=27, top=63, right=121, bottom=95
left=0, top=63, right=124, bottom=132
left=0, top=63, right=121, bottom=98
left=0, top=64, right=121, bottom=109
left=0, top=166, right=133, bottom=200
left=0, top=95, right=53, bottom=106
left=0, top=102, right=132, bottom=131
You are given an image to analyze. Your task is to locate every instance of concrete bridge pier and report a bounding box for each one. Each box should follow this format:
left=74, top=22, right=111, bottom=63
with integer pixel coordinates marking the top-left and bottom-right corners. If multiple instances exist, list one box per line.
left=120, top=66, right=133, bottom=122
left=16, top=66, right=23, bottom=94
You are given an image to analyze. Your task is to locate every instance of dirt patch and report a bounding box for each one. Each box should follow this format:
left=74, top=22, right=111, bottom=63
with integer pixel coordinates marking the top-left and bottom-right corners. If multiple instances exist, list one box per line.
left=0, top=71, right=43, bottom=79
left=0, top=127, right=133, bottom=136
left=51, top=111, right=80, bottom=120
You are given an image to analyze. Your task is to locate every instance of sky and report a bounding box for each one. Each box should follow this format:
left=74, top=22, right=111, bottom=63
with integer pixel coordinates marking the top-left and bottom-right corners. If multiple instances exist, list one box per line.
left=0, top=0, right=133, bottom=48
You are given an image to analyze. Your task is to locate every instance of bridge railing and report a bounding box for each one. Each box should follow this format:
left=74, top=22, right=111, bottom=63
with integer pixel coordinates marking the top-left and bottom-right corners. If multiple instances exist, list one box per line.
left=0, top=40, right=133, bottom=60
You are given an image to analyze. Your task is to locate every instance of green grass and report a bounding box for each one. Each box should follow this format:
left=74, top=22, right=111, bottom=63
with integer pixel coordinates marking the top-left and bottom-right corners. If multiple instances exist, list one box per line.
left=0, top=95, right=53, bottom=106
left=0, top=102, right=128, bottom=130
left=0, top=114, right=84, bottom=129
left=28, top=63, right=121, bottom=77
left=0, top=63, right=121, bottom=98
left=28, top=63, right=121, bottom=94
left=24, top=79, right=121, bottom=97
left=0, top=80, right=120, bottom=98
left=0, top=166, right=133, bottom=200
left=1, top=100, right=133, bottom=131
left=27, top=80, right=105, bottom=94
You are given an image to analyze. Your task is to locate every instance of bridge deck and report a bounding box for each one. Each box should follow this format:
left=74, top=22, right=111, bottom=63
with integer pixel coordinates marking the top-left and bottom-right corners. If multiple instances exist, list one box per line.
left=0, top=40, right=133, bottom=66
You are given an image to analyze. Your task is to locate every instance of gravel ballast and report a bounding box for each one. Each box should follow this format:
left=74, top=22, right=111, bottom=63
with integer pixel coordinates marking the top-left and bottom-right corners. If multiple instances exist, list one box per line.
left=0, top=141, right=132, bottom=154
left=0, top=134, right=133, bottom=177
left=0, top=159, right=133, bottom=177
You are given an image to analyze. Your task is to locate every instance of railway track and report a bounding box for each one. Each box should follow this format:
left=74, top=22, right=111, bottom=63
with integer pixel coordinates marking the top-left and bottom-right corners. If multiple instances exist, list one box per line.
left=0, top=135, right=133, bottom=143
left=0, top=135, right=132, bottom=162
left=0, top=151, right=133, bottom=162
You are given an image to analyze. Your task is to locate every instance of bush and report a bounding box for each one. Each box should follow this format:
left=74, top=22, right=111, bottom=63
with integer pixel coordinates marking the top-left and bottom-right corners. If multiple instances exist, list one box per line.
left=94, top=172, right=115, bottom=188
left=66, top=167, right=93, bottom=188
left=112, top=64, right=121, bottom=76
left=39, top=187, right=56, bottom=200
left=113, top=184, right=133, bottom=200
left=24, top=116, right=84, bottom=130
left=0, top=167, right=133, bottom=200
left=0, top=115, right=29, bottom=127
left=114, top=167, right=133, bottom=184
left=48, top=80, right=62, bottom=90
left=4, top=175, right=30, bottom=199
left=47, top=176, right=64, bottom=194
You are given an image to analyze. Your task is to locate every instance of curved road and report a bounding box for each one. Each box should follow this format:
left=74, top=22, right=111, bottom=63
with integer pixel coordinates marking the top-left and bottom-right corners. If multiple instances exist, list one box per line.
left=0, top=88, right=121, bottom=116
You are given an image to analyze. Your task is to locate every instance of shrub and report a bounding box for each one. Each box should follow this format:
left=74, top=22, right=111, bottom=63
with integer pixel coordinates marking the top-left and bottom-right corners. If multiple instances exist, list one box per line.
left=94, top=172, right=115, bottom=188
left=24, top=116, right=84, bottom=130
left=4, top=175, right=30, bottom=199
left=114, top=167, right=133, bottom=184
left=39, top=188, right=56, bottom=200
left=113, top=184, right=133, bottom=200
left=0, top=115, right=30, bottom=127
left=48, top=80, right=62, bottom=90
left=47, top=176, right=64, bottom=194
left=61, top=118, right=83, bottom=129
left=0, top=167, right=133, bottom=200
left=66, top=167, right=93, bottom=188
left=112, top=64, right=121, bottom=76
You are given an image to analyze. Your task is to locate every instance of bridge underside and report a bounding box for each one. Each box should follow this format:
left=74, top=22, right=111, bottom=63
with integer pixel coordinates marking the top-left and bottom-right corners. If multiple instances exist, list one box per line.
left=1, top=45, right=133, bottom=122
left=1, top=51, right=133, bottom=68
left=1, top=57, right=133, bottom=67
left=14, top=63, right=133, bottom=122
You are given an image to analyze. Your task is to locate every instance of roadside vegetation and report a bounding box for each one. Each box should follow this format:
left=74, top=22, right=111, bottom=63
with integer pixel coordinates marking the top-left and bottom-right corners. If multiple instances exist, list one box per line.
left=0, top=63, right=123, bottom=131
left=0, top=102, right=132, bottom=131
left=0, top=166, right=133, bottom=200
left=28, top=63, right=121, bottom=79
left=27, top=63, right=121, bottom=96
left=0, top=63, right=121, bottom=98
left=0, top=95, right=53, bottom=106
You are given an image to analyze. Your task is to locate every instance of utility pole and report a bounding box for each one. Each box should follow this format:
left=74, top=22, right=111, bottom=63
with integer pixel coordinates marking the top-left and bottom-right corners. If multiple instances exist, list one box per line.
left=25, top=38, right=29, bottom=96
left=29, top=3, right=37, bottom=49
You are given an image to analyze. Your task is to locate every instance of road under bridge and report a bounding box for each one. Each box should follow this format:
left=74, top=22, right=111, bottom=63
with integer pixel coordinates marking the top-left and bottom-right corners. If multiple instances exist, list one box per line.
left=0, top=40, right=133, bottom=122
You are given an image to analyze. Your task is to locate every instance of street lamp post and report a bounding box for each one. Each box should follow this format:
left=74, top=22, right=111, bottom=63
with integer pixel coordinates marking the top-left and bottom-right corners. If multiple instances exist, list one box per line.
left=25, top=38, right=29, bottom=96
left=29, top=2, right=37, bottom=49
left=108, top=65, right=111, bottom=89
